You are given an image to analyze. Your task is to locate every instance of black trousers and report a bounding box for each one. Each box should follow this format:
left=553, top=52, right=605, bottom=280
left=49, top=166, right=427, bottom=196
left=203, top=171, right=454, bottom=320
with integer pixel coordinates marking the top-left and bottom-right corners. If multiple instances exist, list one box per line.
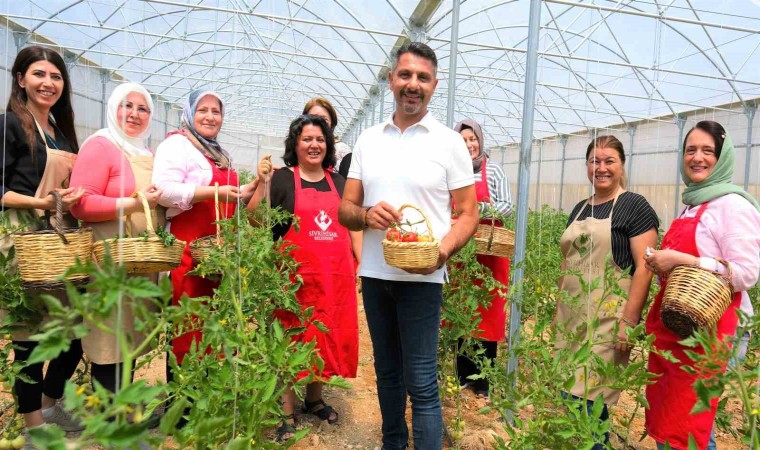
left=91, top=362, right=135, bottom=393
left=12, top=339, right=83, bottom=414
left=455, top=338, right=497, bottom=393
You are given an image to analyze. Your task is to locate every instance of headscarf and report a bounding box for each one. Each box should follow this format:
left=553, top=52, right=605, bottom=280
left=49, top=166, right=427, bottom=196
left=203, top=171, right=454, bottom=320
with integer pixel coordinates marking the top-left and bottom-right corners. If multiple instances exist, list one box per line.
left=180, top=88, right=230, bottom=169
left=454, top=119, right=486, bottom=173
left=83, top=82, right=153, bottom=156
left=680, top=133, right=760, bottom=211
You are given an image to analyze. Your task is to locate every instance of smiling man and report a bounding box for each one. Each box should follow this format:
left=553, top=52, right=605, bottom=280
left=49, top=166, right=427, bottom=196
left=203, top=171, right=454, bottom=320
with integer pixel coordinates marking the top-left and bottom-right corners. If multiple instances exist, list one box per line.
left=338, top=42, right=478, bottom=450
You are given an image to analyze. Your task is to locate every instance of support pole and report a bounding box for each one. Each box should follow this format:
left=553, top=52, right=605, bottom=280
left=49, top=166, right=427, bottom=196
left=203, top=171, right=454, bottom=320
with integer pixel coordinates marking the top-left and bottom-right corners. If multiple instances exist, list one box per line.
left=164, top=102, right=170, bottom=138
left=506, top=0, right=542, bottom=424
left=534, top=140, right=543, bottom=210
left=371, top=95, right=376, bottom=125
left=100, top=72, right=109, bottom=129
left=744, top=103, right=757, bottom=191
left=673, top=115, right=687, bottom=219
left=558, top=135, right=568, bottom=211
left=255, top=134, right=261, bottom=164
left=445, top=0, right=461, bottom=128
left=379, top=82, right=386, bottom=124
left=626, top=126, right=636, bottom=186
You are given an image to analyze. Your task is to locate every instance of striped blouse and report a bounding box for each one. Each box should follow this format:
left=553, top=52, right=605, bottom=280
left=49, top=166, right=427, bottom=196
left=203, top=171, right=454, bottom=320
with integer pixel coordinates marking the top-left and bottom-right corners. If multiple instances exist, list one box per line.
left=479, top=160, right=513, bottom=217
left=567, top=191, right=659, bottom=274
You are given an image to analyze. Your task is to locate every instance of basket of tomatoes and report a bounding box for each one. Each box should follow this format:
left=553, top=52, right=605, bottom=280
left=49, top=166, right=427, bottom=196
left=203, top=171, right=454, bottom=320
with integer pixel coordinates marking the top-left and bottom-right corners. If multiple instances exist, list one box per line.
left=382, top=204, right=440, bottom=270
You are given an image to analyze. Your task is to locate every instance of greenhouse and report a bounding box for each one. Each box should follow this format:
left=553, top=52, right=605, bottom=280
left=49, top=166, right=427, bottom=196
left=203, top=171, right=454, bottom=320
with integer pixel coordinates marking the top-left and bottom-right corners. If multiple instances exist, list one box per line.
left=0, top=1, right=758, bottom=449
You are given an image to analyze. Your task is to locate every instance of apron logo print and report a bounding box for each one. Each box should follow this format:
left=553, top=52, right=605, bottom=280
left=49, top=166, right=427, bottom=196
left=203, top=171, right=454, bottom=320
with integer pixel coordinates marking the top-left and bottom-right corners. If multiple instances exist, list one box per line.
left=572, top=233, right=593, bottom=258
left=314, top=210, right=333, bottom=231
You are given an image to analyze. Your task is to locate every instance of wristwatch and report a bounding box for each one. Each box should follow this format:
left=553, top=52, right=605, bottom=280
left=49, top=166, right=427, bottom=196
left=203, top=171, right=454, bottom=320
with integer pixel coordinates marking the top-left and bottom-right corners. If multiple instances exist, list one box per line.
left=361, top=206, right=371, bottom=230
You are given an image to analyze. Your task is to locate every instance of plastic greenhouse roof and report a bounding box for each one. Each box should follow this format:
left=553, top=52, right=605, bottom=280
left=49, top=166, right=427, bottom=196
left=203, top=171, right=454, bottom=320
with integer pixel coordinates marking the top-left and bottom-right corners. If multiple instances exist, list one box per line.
left=2, top=0, right=759, bottom=147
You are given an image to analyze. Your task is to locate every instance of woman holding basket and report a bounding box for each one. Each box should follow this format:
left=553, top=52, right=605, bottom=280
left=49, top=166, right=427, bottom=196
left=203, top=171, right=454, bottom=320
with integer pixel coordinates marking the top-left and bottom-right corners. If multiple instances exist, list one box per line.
left=0, top=45, right=85, bottom=434
left=153, top=88, right=256, bottom=368
left=555, top=135, right=658, bottom=449
left=248, top=114, right=359, bottom=442
left=644, top=121, right=760, bottom=450
left=452, top=119, right=512, bottom=397
left=69, top=82, right=163, bottom=393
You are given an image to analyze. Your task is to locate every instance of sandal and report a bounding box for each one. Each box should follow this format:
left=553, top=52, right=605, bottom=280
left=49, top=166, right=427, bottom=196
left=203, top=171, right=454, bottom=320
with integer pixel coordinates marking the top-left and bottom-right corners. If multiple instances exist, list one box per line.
left=275, top=414, right=296, bottom=442
left=302, top=398, right=339, bottom=424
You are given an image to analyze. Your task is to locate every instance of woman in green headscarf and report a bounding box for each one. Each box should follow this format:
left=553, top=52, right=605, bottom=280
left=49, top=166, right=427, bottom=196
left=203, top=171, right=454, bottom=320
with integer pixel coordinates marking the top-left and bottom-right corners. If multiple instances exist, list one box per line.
left=643, top=120, right=760, bottom=450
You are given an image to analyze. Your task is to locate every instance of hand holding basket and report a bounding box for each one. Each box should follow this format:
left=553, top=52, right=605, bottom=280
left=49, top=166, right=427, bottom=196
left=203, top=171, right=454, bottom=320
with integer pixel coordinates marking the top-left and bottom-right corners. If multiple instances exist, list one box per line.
left=473, top=201, right=514, bottom=258
left=190, top=182, right=223, bottom=263
left=12, top=191, right=93, bottom=287
left=92, top=192, right=185, bottom=274
left=661, top=258, right=734, bottom=338
left=382, top=204, right=440, bottom=270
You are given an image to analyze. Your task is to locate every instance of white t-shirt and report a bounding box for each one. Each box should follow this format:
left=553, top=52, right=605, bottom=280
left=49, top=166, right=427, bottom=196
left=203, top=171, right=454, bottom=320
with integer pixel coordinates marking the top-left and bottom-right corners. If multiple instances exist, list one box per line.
left=348, top=112, right=474, bottom=283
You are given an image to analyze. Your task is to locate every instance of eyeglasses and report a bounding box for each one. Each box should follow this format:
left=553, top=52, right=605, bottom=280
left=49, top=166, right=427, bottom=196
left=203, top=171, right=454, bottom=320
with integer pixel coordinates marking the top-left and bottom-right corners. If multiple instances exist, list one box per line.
left=119, top=103, right=151, bottom=117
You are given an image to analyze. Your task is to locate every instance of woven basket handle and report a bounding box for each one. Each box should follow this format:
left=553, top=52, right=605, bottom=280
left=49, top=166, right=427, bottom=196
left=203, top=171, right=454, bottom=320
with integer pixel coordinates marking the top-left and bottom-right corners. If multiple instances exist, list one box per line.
left=397, top=203, right=434, bottom=239
left=484, top=199, right=497, bottom=251
left=713, top=257, right=734, bottom=291
left=213, top=182, right=221, bottom=244
left=138, top=192, right=156, bottom=235
left=124, top=192, right=155, bottom=237
left=47, top=190, right=69, bottom=245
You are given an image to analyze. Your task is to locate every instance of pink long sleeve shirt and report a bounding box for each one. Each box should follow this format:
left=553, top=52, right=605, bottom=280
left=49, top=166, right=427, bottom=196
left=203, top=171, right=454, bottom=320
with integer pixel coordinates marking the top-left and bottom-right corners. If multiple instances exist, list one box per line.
left=678, top=193, right=760, bottom=317
left=69, top=137, right=139, bottom=223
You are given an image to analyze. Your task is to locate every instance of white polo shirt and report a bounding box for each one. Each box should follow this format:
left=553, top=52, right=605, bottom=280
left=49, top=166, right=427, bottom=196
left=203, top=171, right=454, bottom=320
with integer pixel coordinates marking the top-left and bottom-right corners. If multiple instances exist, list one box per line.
left=348, top=112, right=474, bottom=283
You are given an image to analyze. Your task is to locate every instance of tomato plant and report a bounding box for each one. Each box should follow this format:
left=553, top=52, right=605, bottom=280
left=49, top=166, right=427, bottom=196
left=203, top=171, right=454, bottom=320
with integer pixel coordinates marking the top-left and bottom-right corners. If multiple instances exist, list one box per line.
left=2, top=206, right=342, bottom=449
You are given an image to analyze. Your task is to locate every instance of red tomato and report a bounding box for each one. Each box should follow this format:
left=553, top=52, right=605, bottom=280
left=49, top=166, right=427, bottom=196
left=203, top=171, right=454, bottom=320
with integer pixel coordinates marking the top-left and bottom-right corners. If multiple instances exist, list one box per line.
left=401, top=232, right=418, bottom=242
left=386, top=229, right=402, bottom=241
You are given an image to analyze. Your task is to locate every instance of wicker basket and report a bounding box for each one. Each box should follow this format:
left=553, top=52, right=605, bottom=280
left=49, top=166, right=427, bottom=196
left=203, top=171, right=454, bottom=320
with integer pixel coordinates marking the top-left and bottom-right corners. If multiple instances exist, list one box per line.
left=12, top=191, right=93, bottom=288
left=382, top=204, right=440, bottom=270
left=661, top=258, right=734, bottom=338
left=474, top=216, right=515, bottom=258
left=92, top=193, right=185, bottom=274
left=190, top=182, right=223, bottom=263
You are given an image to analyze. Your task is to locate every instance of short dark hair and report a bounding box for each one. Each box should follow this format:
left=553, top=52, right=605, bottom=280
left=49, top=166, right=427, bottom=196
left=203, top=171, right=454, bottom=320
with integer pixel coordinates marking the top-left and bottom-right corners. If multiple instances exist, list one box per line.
left=585, top=135, right=625, bottom=163
left=302, top=97, right=338, bottom=130
left=393, top=42, right=437, bottom=72
left=283, top=114, right=336, bottom=169
left=683, top=120, right=725, bottom=159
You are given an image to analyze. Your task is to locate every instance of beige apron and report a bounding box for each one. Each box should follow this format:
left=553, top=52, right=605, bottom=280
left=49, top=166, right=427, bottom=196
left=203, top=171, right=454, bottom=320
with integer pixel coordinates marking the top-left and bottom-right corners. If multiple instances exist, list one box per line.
left=81, top=154, right=164, bottom=365
left=0, top=119, right=77, bottom=341
left=556, top=189, right=632, bottom=405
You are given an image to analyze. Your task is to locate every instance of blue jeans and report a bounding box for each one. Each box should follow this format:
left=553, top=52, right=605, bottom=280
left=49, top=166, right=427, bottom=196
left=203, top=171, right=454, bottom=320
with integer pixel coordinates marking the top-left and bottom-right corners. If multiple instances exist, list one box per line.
left=361, top=277, right=443, bottom=450
left=706, top=330, right=750, bottom=450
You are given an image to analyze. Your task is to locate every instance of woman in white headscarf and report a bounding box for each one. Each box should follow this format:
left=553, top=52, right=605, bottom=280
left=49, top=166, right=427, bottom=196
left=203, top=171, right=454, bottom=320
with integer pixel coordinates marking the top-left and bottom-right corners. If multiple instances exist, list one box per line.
left=70, top=82, right=163, bottom=392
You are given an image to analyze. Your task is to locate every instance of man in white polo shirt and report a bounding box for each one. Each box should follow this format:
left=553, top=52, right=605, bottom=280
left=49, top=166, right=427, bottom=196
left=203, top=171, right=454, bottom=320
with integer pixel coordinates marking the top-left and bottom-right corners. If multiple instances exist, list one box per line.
left=339, top=42, right=479, bottom=450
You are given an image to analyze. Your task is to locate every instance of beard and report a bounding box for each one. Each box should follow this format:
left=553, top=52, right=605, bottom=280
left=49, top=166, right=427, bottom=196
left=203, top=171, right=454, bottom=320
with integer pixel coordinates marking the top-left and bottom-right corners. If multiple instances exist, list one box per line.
left=398, top=89, right=425, bottom=115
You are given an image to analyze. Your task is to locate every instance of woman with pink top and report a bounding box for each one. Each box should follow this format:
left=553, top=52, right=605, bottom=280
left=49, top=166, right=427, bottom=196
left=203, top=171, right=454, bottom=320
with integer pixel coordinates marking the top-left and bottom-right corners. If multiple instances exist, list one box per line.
left=644, top=120, right=760, bottom=450
left=153, top=88, right=256, bottom=371
left=69, top=82, right=163, bottom=393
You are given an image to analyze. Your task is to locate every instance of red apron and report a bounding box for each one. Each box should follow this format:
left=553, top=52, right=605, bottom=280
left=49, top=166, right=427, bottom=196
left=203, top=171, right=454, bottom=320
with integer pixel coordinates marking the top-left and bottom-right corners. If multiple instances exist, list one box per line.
left=169, top=156, right=238, bottom=363
left=276, top=167, right=358, bottom=379
left=472, top=163, right=510, bottom=342
left=645, top=202, right=741, bottom=449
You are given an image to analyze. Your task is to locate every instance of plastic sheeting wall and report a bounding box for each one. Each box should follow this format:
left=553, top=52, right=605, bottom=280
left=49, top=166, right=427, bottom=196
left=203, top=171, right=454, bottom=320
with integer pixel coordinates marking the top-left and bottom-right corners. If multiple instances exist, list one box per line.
left=495, top=103, right=759, bottom=226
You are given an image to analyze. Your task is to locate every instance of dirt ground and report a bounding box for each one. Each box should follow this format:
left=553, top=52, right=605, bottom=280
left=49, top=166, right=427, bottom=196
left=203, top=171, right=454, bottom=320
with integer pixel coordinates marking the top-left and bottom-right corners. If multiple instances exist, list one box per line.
left=0, top=291, right=749, bottom=449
